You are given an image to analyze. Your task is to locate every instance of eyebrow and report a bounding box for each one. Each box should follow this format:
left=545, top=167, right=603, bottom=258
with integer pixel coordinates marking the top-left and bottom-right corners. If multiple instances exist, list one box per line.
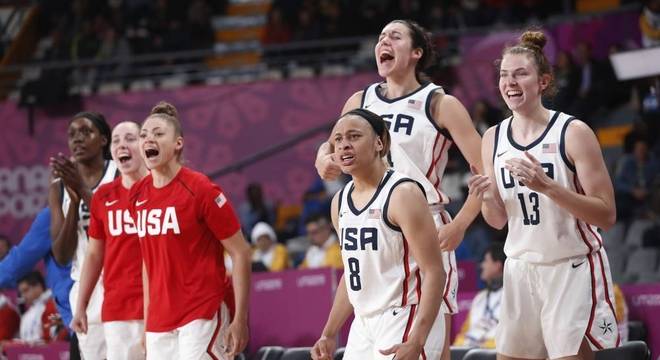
left=500, top=67, right=527, bottom=73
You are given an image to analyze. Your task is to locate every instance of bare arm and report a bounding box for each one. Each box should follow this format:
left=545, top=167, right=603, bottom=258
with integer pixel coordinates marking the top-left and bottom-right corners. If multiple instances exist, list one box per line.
left=474, top=126, right=508, bottom=229
left=49, top=184, right=81, bottom=265
left=384, top=182, right=446, bottom=357
left=433, top=94, right=484, bottom=249
left=70, top=237, right=104, bottom=332
left=222, top=230, right=252, bottom=356
left=544, top=121, right=615, bottom=229
left=312, top=193, right=353, bottom=360
left=315, top=91, right=364, bottom=180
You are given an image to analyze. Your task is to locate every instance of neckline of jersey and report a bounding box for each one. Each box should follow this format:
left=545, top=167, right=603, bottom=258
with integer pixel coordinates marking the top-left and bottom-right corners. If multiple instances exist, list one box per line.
left=347, top=170, right=394, bottom=216
left=375, top=81, right=431, bottom=104
left=506, top=110, right=560, bottom=151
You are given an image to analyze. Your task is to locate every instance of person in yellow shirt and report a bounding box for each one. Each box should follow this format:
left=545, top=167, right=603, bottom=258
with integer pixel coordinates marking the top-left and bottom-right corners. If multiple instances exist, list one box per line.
left=453, top=242, right=506, bottom=349
left=613, top=283, right=629, bottom=342
left=299, top=214, right=343, bottom=269
left=251, top=222, right=289, bottom=271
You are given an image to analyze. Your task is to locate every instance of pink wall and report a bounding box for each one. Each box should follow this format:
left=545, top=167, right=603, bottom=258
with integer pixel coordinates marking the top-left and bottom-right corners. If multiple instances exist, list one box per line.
left=0, top=74, right=379, bottom=242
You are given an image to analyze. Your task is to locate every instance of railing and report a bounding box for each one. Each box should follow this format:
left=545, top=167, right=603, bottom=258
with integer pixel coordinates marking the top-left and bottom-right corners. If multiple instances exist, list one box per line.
left=0, top=3, right=641, bottom=94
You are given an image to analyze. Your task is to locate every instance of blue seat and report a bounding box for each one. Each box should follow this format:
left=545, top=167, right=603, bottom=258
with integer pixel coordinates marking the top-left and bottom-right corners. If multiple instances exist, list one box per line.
left=281, top=347, right=312, bottom=360
left=595, top=341, right=650, bottom=360
left=253, top=346, right=285, bottom=360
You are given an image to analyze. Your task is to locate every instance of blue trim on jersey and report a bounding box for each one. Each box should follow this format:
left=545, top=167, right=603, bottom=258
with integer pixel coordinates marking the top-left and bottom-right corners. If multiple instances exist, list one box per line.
left=424, top=87, right=453, bottom=141
left=493, top=122, right=502, bottom=164
left=347, top=170, right=394, bottom=215
left=382, top=178, right=427, bottom=232
left=374, top=82, right=432, bottom=104
left=360, top=84, right=371, bottom=108
left=506, top=111, right=560, bottom=151
left=560, top=116, right=577, bottom=173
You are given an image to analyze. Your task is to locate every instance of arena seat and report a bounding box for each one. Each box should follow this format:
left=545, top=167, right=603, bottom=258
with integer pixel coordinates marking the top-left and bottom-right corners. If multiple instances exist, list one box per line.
left=334, top=347, right=345, bottom=360
left=463, top=348, right=497, bottom=360
left=280, top=347, right=312, bottom=360
left=450, top=346, right=475, bottom=360
left=253, top=346, right=285, bottom=360
left=628, top=321, right=648, bottom=342
left=624, top=220, right=654, bottom=250
left=595, top=340, right=651, bottom=359
left=624, top=248, right=658, bottom=283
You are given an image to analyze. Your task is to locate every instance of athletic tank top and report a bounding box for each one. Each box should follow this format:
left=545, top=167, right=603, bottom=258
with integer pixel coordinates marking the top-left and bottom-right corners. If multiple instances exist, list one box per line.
left=338, top=170, right=424, bottom=316
left=493, top=111, right=602, bottom=263
left=361, top=82, right=453, bottom=205
left=62, top=159, right=117, bottom=281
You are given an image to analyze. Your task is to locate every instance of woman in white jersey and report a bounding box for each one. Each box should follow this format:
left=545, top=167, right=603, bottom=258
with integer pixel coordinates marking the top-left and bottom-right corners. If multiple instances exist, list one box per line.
left=311, top=109, right=446, bottom=360
left=315, top=21, right=483, bottom=358
left=71, top=121, right=148, bottom=360
left=468, top=31, right=619, bottom=359
left=48, top=111, right=116, bottom=359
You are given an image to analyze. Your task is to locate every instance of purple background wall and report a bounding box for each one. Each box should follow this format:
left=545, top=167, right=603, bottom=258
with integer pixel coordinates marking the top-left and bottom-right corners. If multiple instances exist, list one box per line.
left=0, top=73, right=378, bottom=241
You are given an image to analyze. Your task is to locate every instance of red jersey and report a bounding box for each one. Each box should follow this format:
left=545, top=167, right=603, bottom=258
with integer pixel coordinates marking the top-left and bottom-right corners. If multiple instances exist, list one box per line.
left=129, top=167, right=240, bottom=332
left=88, top=177, right=144, bottom=322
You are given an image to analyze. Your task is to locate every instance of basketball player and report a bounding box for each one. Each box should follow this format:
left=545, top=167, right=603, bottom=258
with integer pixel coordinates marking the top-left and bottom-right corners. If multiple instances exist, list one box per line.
left=467, top=31, right=619, bottom=359
left=49, top=111, right=116, bottom=359
left=71, top=121, right=148, bottom=360
left=311, top=109, right=446, bottom=360
left=130, top=102, right=251, bottom=359
left=315, top=20, right=483, bottom=359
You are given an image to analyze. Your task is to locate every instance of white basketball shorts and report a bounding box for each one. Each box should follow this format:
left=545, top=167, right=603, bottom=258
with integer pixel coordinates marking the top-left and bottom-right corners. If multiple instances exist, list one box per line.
left=496, top=248, right=619, bottom=359
left=344, top=304, right=445, bottom=360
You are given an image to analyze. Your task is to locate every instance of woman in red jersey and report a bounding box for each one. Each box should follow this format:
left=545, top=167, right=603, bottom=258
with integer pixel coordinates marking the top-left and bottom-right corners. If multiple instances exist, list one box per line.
left=130, top=102, right=251, bottom=359
left=71, top=121, right=148, bottom=360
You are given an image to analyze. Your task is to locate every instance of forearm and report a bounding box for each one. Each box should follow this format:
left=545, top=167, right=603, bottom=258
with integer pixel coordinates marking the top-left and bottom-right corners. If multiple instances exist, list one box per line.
left=451, top=192, right=481, bottom=229
left=321, top=276, right=353, bottom=338
left=230, top=247, right=251, bottom=324
left=481, top=190, right=507, bottom=229
left=76, top=250, right=103, bottom=311
left=545, top=182, right=615, bottom=229
left=407, top=266, right=445, bottom=347
left=52, top=202, right=80, bottom=265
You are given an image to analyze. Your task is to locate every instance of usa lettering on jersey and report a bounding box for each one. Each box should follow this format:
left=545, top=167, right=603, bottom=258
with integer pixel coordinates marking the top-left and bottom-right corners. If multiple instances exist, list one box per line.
left=340, top=227, right=379, bottom=251
left=135, top=207, right=181, bottom=236
left=107, top=210, right=137, bottom=236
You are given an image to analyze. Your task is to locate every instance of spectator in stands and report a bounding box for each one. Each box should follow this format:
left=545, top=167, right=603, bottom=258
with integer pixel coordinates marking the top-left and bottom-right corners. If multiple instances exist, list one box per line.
left=640, top=0, right=660, bottom=48
left=0, top=293, right=20, bottom=341
left=553, top=50, right=580, bottom=111
left=17, top=272, right=68, bottom=343
left=239, top=183, right=276, bottom=237
left=615, top=137, right=659, bottom=221
left=299, top=214, right=342, bottom=269
left=453, top=242, right=506, bottom=349
left=572, top=42, right=597, bottom=121
left=0, top=208, right=73, bottom=334
left=262, top=6, right=292, bottom=45
left=0, top=235, right=10, bottom=261
left=251, top=222, right=289, bottom=272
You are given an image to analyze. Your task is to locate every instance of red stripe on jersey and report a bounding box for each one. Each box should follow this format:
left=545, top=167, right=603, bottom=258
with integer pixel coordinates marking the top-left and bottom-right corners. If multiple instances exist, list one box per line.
left=573, top=176, right=594, bottom=253
left=432, top=138, right=451, bottom=201
left=574, top=177, right=604, bottom=247
left=402, top=304, right=417, bottom=343
left=415, top=269, right=422, bottom=303
left=442, top=257, right=455, bottom=313
left=401, top=236, right=411, bottom=307
left=437, top=211, right=455, bottom=313
left=585, top=253, right=604, bottom=350
left=425, top=134, right=441, bottom=178
left=206, top=308, right=223, bottom=360
left=596, top=250, right=621, bottom=347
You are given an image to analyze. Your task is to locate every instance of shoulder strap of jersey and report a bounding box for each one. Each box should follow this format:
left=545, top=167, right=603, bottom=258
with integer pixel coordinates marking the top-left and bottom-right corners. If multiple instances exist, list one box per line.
left=381, top=175, right=426, bottom=232
left=424, top=85, right=453, bottom=141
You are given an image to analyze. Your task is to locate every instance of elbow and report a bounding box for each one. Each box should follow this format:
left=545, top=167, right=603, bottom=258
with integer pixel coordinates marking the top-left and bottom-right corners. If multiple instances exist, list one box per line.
left=484, top=215, right=507, bottom=230
left=600, top=210, right=617, bottom=231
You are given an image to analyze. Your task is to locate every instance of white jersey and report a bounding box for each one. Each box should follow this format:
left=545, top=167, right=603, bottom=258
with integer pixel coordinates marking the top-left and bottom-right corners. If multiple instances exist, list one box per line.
left=338, top=170, right=424, bottom=316
left=493, top=111, right=602, bottom=263
left=62, top=159, right=117, bottom=281
left=362, top=82, right=452, bottom=205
